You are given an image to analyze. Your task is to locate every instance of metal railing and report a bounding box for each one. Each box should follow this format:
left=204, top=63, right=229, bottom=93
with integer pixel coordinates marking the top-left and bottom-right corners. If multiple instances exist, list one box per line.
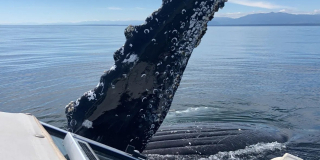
left=40, top=122, right=146, bottom=160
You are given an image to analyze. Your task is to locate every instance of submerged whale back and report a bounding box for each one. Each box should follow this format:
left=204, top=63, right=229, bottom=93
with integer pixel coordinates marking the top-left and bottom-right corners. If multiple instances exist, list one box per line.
left=144, top=123, right=288, bottom=155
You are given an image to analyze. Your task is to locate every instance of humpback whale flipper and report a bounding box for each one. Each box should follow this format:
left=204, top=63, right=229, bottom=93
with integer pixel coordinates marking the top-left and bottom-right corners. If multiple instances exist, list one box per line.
left=65, top=0, right=227, bottom=152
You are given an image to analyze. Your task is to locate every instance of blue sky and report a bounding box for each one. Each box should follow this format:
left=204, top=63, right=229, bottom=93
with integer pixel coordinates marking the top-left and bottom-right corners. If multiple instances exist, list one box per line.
left=0, top=0, right=320, bottom=24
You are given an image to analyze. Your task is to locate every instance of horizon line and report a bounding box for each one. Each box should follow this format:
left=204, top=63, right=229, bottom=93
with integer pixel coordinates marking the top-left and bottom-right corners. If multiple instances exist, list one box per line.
left=1, top=12, right=319, bottom=25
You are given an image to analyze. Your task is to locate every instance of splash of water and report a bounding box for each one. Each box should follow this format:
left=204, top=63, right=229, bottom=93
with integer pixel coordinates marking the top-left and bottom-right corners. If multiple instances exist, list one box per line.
left=200, top=142, right=286, bottom=160
left=146, top=142, right=285, bottom=160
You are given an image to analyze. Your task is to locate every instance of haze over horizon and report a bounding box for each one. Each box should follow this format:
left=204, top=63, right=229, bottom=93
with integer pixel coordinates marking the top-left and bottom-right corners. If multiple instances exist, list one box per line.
left=0, top=0, right=320, bottom=24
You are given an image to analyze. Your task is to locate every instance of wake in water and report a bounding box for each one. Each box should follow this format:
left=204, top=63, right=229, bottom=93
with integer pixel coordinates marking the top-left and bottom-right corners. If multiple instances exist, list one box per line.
left=202, top=142, right=286, bottom=160
left=147, top=142, right=286, bottom=160
left=168, top=107, right=218, bottom=116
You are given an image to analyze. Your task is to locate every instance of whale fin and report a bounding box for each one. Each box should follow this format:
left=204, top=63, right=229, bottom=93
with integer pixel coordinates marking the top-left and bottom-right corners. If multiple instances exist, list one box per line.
left=65, top=0, right=227, bottom=152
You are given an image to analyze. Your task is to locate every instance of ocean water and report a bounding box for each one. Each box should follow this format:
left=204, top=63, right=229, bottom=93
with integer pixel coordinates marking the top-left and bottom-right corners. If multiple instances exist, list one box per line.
left=0, top=25, right=320, bottom=159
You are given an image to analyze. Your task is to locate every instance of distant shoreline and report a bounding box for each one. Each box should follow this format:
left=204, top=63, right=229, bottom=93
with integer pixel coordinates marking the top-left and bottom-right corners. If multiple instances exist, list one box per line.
left=2, top=12, right=320, bottom=27
left=1, top=24, right=320, bottom=27
left=209, top=24, right=320, bottom=26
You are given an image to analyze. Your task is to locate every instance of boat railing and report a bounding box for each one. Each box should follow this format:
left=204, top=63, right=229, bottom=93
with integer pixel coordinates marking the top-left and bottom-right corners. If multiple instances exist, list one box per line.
left=40, top=122, right=147, bottom=160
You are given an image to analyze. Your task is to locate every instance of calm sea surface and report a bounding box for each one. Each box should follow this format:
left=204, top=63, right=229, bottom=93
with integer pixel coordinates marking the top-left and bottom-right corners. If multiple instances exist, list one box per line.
left=0, top=25, right=319, bottom=159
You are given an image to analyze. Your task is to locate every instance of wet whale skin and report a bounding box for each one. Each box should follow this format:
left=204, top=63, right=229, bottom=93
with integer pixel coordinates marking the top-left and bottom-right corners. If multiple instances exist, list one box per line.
left=65, top=0, right=227, bottom=152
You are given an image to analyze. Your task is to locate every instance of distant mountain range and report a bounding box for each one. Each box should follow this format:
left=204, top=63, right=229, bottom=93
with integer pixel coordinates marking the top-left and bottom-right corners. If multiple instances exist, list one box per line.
left=208, top=12, right=320, bottom=26
left=3, top=12, right=320, bottom=26
left=73, top=12, right=320, bottom=26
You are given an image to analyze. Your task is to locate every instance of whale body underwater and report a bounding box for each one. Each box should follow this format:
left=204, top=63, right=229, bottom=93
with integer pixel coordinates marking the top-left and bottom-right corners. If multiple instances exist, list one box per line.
left=64, top=0, right=289, bottom=156
left=143, top=123, right=287, bottom=156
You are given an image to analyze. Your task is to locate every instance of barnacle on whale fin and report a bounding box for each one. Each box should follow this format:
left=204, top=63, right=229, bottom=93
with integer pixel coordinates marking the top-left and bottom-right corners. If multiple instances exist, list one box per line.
left=125, top=25, right=136, bottom=39
left=65, top=0, right=227, bottom=152
left=65, top=101, right=75, bottom=113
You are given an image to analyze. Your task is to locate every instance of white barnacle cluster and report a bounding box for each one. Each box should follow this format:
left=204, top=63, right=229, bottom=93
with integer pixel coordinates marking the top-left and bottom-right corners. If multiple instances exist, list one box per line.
left=171, top=37, right=178, bottom=43
left=113, top=46, right=125, bottom=62
left=111, top=82, right=115, bottom=89
left=182, top=9, right=186, bottom=14
left=95, top=82, right=105, bottom=96
left=96, top=82, right=104, bottom=88
left=122, top=54, right=139, bottom=64
left=82, top=120, right=93, bottom=128
left=69, top=119, right=77, bottom=127
left=125, top=25, right=135, bottom=38
left=144, top=29, right=150, bottom=34
left=163, top=0, right=173, bottom=5
left=86, top=90, right=96, bottom=101
left=75, top=98, right=80, bottom=107
left=148, top=15, right=153, bottom=21
left=142, top=97, right=147, bottom=102
left=65, top=101, right=75, bottom=113
left=119, top=46, right=125, bottom=55
left=110, top=65, right=116, bottom=71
